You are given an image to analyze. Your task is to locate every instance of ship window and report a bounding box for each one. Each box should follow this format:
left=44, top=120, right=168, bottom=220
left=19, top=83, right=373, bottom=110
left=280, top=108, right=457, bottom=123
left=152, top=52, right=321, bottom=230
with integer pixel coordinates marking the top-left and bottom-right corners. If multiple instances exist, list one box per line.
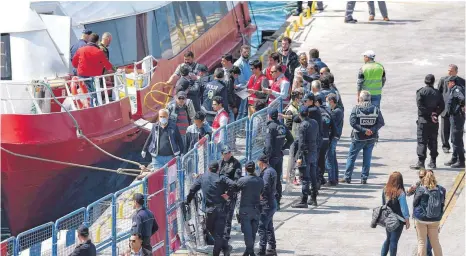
left=85, top=16, right=137, bottom=66
left=1, top=33, right=12, bottom=80
left=147, top=7, right=174, bottom=59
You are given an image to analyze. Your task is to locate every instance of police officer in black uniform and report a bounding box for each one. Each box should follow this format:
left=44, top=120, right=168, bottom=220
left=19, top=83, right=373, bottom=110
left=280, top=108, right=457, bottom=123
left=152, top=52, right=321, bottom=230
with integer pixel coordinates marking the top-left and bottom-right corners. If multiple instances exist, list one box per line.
left=201, top=68, right=229, bottom=125
left=236, top=161, right=264, bottom=256
left=257, top=155, right=278, bottom=256
left=218, top=145, right=242, bottom=243
left=264, top=108, right=294, bottom=207
left=70, top=225, right=96, bottom=256
left=186, top=162, right=235, bottom=256
left=410, top=74, right=445, bottom=170
left=315, top=94, right=337, bottom=186
left=292, top=106, right=319, bottom=208
left=305, top=93, right=323, bottom=176
left=131, top=193, right=159, bottom=252
left=445, top=76, right=465, bottom=168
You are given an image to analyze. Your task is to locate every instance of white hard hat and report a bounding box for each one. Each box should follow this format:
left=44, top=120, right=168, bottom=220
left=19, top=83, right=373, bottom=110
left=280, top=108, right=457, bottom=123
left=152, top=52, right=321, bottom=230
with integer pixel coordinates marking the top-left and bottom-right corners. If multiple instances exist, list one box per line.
left=362, top=50, right=376, bottom=58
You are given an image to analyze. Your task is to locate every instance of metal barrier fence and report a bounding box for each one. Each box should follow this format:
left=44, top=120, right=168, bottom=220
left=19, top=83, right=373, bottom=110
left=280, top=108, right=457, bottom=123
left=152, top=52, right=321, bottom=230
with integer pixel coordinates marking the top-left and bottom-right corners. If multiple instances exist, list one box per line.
left=1, top=236, right=15, bottom=256
left=247, top=97, right=283, bottom=161
left=15, top=222, right=54, bottom=255
left=5, top=98, right=291, bottom=255
left=52, top=207, right=86, bottom=256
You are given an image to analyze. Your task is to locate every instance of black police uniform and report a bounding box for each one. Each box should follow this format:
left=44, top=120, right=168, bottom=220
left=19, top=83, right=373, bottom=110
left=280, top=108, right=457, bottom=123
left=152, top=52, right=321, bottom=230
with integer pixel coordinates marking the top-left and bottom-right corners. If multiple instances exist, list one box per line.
left=235, top=171, right=264, bottom=256
left=295, top=116, right=319, bottom=206
left=446, top=84, right=465, bottom=166
left=186, top=170, right=235, bottom=256
left=258, top=165, right=277, bottom=253
left=317, top=106, right=336, bottom=184
left=437, top=75, right=466, bottom=152
left=414, top=85, right=445, bottom=168
left=264, top=119, right=293, bottom=204
left=70, top=240, right=96, bottom=256
left=218, top=156, right=242, bottom=240
left=131, top=207, right=159, bottom=251
left=201, top=79, right=229, bottom=124
left=195, top=74, right=213, bottom=112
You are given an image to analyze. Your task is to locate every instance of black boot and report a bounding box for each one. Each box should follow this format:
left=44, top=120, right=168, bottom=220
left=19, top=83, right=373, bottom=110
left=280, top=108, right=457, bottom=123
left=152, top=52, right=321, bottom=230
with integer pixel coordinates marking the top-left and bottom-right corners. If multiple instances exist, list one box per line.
left=223, top=245, right=232, bottom=256
left=427, top=159, right=436, bottom=169
left=266, top=246, right=277, bottom=256
left=292, top=195, right=308, bottom=208
left=451, top=161, right=465, bottom=168
left=258, top=247, right=266, bottom=256
left=410, top=160, right=425, bottom=170
left=308, top=192, right=318, bottom=206
left=445, top=159, right=457, bottom=166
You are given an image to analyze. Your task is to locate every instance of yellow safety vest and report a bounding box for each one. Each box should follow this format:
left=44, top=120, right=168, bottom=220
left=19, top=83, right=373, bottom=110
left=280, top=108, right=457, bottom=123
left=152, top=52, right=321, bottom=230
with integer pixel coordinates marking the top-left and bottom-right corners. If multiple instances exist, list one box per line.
left=362, top=62, right=384, bottom=96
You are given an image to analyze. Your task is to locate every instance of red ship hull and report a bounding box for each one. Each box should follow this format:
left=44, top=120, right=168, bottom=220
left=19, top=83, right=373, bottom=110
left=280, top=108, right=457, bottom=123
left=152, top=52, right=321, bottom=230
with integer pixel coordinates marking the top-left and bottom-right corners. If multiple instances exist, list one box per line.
left=1, top=1, right=255, bottom=236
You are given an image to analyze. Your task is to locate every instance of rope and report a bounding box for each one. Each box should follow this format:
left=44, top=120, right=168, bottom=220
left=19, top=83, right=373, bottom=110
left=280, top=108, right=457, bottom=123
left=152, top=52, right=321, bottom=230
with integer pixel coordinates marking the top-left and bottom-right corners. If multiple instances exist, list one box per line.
left=0, top=146, right=139, bottom=177
left=39, top=81, right=146, bottom=169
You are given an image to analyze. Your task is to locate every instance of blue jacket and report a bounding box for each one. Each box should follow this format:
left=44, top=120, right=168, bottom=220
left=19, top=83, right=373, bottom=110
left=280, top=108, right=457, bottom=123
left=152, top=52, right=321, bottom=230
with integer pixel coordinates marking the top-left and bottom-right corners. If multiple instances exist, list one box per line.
left=131, top=207, right=158, bottom=238
left=260, top=166, right=277, bottom=207
left=331, top=106, right=344, bottom=138
left=236, top=174, right=264, bottom=210
left=350, top=102, right=385, bottom=141
left=184, top=122, right=212, bottom=153
left=234, top=56, right=252, bottom=86
left=310, top=57, right=327, bottom=72
left=413, top=185, right=446, bottom=222
left=143, top=121, right=184, bottom=157
left=264, top=120, right=294, bottom=158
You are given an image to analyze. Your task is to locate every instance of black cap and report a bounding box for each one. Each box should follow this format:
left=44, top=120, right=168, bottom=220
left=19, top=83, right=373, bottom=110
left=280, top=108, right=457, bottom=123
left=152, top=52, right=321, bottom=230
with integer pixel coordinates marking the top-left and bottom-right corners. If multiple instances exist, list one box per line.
left=77, top=224, right=89, bottom=237
left=257, top=154, right=269, bottom=164
left=315, top=94, right=324, bottom=105
left=176, top=91, right=187, bottom=98
left=133, top=193, right=145, bottom=206
left=209, top=162, right=219, bottom=172
left=197, top=64, right=208, bottom=72
left=425, top=74, right=435, bottom=85
left=180, top=64, right=190, bottom=76
left=82, top=29, right=92, bottom=35
left=299, top=106, right=309, bottom=116
left=448, top=76, right=457, bottom=82
left=221, top=145, right=231, bottom=154
left=267, top=108, right=278, bottom=120
left=245, top=161, right=255, bottom=172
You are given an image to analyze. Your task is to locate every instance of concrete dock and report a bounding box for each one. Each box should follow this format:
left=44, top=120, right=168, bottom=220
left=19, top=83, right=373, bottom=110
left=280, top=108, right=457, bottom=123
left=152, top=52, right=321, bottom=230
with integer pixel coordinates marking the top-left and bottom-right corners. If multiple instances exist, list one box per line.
left=226, top=1, right=465, bottom=255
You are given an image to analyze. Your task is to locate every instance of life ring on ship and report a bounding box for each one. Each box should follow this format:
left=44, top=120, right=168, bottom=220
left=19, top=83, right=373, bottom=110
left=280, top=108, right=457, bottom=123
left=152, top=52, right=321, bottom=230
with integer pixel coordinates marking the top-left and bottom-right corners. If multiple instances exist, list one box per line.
left=70, top=76, right=90, bottom=109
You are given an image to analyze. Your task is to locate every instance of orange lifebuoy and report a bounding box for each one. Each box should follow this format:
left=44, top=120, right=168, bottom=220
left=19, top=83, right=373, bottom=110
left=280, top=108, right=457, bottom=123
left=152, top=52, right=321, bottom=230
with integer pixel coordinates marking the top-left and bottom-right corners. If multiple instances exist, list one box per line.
left=70, top=76, right=90, bottom=109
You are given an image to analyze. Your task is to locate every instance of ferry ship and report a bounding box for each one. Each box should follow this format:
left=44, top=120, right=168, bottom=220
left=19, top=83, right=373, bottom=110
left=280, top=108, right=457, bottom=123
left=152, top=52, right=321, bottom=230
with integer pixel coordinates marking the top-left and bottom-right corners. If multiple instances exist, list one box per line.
left=0, top=1, right=255, bottom=236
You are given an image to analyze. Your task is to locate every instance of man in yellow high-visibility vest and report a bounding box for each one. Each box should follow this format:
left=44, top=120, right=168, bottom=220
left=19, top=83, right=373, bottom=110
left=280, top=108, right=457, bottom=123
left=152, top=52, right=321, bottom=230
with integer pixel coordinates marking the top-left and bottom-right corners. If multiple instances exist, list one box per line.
left=357, top=50, right=386, bottom=109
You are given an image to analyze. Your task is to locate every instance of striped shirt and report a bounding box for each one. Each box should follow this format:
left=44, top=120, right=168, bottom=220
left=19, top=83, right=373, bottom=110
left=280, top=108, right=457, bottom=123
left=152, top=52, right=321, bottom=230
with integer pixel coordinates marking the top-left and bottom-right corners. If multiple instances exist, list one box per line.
left=176, top=107, right=189, bottom=135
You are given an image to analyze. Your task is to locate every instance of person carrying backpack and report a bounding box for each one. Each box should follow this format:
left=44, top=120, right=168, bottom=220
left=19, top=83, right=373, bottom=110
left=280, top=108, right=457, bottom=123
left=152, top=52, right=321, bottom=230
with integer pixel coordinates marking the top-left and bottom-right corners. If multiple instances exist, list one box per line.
left=381, top=171, right=410, bottom=256
left=413, top=171, right=445, bottom=256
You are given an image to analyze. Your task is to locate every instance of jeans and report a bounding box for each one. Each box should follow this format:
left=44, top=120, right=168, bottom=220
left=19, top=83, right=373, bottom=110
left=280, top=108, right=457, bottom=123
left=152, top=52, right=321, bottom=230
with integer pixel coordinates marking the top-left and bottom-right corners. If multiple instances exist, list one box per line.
left=269, top=157, right=283, bottom=202
left=367, top=1, right=388, bottom=18
left=239, top=207, right=260, bottom=254
left=344, top=140, right=376, bottom=181
left=325, top=138, right=339, bottom=183
left=318, top=140, right=329, bottom=182
left=371, top=94, right=382, bottom=109
left=79, top=76, right=98, bottom=107
left=381, top=223, right=404, bottom=256
left=237, top=99, right=248, bottom=121
left=258, top=201, right=277, bottom=249
left=345, top=1, right=356, bottom=20
left=228, top=109, right=235, bottom=124
left=151, top=154, right=174, bottom=170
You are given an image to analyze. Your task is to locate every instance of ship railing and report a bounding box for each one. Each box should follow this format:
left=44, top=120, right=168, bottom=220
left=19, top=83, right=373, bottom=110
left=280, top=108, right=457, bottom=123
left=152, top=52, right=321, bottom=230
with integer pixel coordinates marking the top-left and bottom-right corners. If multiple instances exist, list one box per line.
left=131, top=55, right=158, bottom=91
left=4, top=97, right=291, bottom=256
left=0, top=71, right=129, bottom=114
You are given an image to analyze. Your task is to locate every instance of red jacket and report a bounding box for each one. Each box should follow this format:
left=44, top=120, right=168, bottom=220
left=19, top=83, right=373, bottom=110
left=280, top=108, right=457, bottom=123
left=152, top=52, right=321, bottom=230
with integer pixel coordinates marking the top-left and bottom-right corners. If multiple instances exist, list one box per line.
left=72, top=44, right=113, bottom=76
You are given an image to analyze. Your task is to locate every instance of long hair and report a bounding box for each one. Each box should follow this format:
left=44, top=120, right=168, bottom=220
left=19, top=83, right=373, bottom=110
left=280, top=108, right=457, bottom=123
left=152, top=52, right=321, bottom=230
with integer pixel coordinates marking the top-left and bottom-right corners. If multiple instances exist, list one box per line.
left=384, top=171, right=405, bottom=200
left=422, top=171, right=437, bottom=190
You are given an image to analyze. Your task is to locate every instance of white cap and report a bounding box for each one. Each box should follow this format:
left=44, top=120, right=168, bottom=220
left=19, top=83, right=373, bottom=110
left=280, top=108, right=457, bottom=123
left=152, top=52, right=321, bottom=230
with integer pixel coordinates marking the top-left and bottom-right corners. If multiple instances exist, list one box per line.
left=362, top=50, right=376, bottom=58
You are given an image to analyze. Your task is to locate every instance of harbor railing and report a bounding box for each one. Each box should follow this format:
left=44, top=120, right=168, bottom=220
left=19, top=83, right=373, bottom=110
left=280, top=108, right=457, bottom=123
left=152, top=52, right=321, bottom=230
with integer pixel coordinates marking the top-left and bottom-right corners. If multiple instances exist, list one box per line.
left=6, top=98, right=284, bottom=256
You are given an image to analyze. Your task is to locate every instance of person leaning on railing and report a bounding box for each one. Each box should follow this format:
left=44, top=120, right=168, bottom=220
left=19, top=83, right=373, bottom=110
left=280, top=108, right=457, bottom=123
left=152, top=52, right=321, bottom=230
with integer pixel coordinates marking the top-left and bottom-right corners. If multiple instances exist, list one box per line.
left=72, top=33, right=114, bottom=107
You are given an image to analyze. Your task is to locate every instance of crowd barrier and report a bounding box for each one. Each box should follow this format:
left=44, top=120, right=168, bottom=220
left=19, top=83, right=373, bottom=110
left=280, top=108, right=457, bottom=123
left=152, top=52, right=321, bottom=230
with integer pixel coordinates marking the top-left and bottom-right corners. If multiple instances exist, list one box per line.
left=5, top=97, right=283, bottom=256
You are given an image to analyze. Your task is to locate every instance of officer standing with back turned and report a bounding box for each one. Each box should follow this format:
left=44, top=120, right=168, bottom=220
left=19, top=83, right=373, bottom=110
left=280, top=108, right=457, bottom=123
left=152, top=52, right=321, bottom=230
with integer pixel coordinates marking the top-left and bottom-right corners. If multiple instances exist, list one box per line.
left=445, top=76, right=465, bottom=168
left=236, top=161, right=264, bottom=256
left=131, top=193, right=159, bottom=252
left=186, top=162, right=235, bottom=256
left=410, top=74, right=445, bottom=170
left=264, top=108, right=294, bottom=208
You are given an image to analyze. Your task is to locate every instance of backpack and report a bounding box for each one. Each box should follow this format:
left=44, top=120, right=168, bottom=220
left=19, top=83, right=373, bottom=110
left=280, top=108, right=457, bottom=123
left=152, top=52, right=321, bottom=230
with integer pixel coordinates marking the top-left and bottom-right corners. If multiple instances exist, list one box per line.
left=424, top=186, right=445, bottom=219
left=371, top=202, right=405, bottom=232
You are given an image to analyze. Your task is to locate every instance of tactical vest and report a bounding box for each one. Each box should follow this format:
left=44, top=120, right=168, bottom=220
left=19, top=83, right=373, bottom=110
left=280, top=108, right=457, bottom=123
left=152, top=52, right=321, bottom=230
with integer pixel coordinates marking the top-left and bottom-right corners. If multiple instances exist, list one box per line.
left=356, top=106, right=379, bottom=127
left=201, top=80, right=225, bottom=115
left=362, top=62, right=384, bottom=96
